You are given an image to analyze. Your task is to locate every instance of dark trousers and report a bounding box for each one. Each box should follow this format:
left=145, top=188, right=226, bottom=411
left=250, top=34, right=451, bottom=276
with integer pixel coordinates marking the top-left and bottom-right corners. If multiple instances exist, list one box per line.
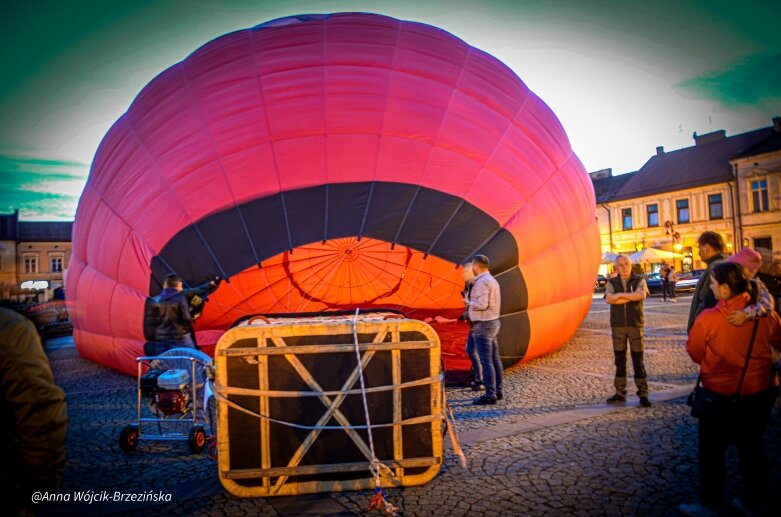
left=465, top=331, right=482, bottom=383
left=611, top=326, right=648, bottom=397
left=472, top=320, right=502, bottom=397
left=662, top=282, right=675, bottom=300
left=698, top=409, right=769, bottom=510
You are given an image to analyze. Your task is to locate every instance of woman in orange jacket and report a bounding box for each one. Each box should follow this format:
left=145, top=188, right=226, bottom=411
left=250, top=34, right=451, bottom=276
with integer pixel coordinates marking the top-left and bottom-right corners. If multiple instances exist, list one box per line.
left=680, top=261, right=781, bottom=517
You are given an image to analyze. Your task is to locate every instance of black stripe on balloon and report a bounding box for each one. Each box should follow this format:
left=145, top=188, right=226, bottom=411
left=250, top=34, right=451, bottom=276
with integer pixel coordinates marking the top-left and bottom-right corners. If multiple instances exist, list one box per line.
left=149, top=181, right=530, bottom=362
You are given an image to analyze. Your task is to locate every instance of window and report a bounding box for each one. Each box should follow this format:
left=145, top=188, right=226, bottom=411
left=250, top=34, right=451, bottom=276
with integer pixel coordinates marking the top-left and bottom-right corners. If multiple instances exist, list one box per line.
left=646, top=204, right=659, bottom=227
left=50, top=256, right=63, bottom=272
left=708, top=194, right=723, bottom=220
left=24, top=255, right=38, bottom=274
left=754, top=237, right=772, bottom=250
left=676, top=199, right=690, bottom=223
left=622, top=208, right=632, bottom=230
left=751, top=179, right=769, bottom=212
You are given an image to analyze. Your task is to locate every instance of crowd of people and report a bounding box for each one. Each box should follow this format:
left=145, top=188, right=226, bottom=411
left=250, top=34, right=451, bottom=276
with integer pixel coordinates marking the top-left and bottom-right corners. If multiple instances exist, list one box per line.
left=461, top=231, right=780, bottom=515
left=594, top=231, right=780, bottom=516
left=2, top=231, right=779, bottom=516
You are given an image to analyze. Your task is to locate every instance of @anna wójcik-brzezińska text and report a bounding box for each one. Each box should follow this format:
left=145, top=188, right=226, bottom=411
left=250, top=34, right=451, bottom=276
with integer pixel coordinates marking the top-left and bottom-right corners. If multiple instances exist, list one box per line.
left=31, top=490, right=173, bottom=504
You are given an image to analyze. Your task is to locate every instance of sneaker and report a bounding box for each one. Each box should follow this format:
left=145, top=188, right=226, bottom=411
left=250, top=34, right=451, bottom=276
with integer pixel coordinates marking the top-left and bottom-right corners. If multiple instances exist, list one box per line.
left=671, top=298, right=678, bottom=303
left=496, top=391, right=503, bottom=400
left=469, top=380, right=483, bottom=392
left=473, top=394, right=497, bottom=405
left=678, top=502, right=717, bottom=517
left=606, top=394, right=627, bottom=404
left=639, top=396, right=652, bottom=408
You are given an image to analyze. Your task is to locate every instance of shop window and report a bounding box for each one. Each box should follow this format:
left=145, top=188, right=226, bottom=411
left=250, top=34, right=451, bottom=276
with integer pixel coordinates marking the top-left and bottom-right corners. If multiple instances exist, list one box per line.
left=754, top=237, right=772, bottom=251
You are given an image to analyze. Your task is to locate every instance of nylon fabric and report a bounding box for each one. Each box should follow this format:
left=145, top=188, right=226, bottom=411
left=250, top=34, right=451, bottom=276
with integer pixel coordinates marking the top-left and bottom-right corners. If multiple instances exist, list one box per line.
left=68, top=12, right=599, bottom=376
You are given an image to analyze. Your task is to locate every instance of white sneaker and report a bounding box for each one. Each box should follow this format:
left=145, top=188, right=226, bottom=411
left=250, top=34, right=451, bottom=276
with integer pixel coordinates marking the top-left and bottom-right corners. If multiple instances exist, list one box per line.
left=678, top=502, right=717, bottom=517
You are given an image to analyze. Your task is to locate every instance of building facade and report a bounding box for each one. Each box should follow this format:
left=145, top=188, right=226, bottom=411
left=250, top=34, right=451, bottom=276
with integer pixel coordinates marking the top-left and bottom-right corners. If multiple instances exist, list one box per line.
left=731, top=119, right=781, bottom=257
left=593, top=118, right=781, bottom=274
left=0, top=210, right=73, bottom=302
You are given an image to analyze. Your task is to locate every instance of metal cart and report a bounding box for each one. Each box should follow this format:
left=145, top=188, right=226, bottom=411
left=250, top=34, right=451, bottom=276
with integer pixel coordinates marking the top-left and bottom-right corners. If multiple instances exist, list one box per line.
left=118, top=347, right=215, bottom=454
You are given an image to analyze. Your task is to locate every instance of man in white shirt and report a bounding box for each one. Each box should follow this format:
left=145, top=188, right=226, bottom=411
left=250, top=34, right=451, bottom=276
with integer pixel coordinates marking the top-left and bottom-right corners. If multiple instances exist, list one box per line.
left=465, top=255, right=503, bottom=405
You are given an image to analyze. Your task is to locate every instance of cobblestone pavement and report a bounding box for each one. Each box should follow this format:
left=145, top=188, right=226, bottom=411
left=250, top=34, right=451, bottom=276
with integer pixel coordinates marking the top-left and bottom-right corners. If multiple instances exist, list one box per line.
left=39, top=294, right=781, bottom=516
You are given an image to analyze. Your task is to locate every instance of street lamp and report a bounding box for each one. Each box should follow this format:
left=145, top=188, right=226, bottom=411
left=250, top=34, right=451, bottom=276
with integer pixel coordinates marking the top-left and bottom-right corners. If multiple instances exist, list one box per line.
left=665, top=220, right=682, bottom=270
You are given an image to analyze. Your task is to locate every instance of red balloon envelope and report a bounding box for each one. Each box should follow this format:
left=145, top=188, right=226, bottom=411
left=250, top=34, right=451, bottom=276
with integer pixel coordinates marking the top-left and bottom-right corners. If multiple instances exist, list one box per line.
left=68, top=13, right=599, bottom=376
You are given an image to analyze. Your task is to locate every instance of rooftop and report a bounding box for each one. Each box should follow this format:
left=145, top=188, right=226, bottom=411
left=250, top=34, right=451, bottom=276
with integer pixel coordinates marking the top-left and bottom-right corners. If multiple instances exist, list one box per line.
left=607, top=124, right=775, bottom=202
left=0, top=211, right=73, bottom=242
left=19, top=222, right=73, bottom=242
left=734, top=118, right=781, bottom=159
left=590, top=169, right=637, bottom=204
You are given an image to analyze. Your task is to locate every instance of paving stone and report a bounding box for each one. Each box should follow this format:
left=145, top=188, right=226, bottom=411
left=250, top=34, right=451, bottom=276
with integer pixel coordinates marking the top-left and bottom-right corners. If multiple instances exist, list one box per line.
left=39, top=294, right=781, bottom=516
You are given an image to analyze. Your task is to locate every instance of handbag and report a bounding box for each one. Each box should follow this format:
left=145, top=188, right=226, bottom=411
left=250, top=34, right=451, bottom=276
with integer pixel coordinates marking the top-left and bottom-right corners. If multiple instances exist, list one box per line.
left=688, top=319, right=760, bottom=419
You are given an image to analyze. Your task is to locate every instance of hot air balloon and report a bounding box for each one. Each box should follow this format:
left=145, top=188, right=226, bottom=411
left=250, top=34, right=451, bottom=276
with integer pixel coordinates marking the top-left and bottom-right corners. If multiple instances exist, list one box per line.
left=68, top=12, right=599, bottom=378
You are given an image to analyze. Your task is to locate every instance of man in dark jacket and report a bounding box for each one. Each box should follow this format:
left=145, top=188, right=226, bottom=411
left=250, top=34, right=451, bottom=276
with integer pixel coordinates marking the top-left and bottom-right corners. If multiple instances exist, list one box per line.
left=605, top=254, right=651, bottom=407
left=0, top=307, right=68, bottom=515
left=143, top=275, right=219, bottom=354
left=687, top=232, right=729, bottom=332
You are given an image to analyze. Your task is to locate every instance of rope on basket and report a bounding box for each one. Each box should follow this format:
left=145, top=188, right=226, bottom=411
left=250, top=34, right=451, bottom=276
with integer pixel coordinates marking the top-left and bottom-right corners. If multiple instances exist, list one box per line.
left=352, top=308, right=398, bottom=515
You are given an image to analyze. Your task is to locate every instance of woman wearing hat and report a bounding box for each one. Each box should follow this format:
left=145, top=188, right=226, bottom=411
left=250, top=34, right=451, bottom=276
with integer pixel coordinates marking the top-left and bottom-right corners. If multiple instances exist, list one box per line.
left=725, top=247, right=774, bottom=326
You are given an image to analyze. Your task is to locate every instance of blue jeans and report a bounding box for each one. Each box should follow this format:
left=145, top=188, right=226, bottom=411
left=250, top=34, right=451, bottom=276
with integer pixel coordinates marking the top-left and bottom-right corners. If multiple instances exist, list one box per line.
left=471, top=320, right=502, bottom=397
left=465, top=331, right=482, bottom=383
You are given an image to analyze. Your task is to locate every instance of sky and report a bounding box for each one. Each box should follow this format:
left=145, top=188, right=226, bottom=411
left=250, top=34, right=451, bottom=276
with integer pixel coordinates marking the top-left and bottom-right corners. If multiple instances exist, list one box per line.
left=1, top=0, right=779, bottom=220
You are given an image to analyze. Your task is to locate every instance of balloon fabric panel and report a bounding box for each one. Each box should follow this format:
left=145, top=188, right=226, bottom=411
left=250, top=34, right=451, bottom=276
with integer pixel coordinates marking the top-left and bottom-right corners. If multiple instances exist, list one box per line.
left=68, top=13, right=599, bottom=377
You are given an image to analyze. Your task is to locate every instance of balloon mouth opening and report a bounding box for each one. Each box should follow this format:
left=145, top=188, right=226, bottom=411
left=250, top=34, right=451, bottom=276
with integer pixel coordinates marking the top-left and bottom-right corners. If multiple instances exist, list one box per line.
left=192, top=236, right=468, bottom=331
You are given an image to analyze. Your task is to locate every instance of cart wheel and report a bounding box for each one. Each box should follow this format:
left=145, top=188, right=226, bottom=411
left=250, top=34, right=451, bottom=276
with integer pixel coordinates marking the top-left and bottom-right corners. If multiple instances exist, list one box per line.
left=188, top=425, right=207, bottom=454
left=119, top=425, right=139, bottom=453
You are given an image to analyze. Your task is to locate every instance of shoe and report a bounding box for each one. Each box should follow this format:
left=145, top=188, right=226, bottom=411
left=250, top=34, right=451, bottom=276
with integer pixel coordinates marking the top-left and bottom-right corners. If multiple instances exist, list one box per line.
left=469, top=380, right=484, bottom=392
left=678, top=502, right=717, bottom=517
left=472, top=394, right=497, bottom=405
left=496, top=391, right=503, bottom=400
left=731, top=498, right=758, bottom=517
left=639, top=396, right=652, bottom=408
left=606, top=394, right=627, bottom=404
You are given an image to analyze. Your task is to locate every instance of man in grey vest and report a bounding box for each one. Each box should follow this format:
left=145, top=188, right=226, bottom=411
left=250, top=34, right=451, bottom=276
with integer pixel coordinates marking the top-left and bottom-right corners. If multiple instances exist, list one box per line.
left=465, top=255, right=503, bottom=405
left=605, top=254, right=651, bottom=407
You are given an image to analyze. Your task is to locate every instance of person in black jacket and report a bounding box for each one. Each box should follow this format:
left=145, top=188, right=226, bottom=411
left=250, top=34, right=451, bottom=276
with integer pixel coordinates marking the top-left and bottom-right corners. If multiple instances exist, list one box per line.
left=605, top=254, right=651, bottom=408
left=143, top=274, right=219, bottom=355
left=687, top=231, right=730, bottom=332
left=0, top=307, right=68, bottom=516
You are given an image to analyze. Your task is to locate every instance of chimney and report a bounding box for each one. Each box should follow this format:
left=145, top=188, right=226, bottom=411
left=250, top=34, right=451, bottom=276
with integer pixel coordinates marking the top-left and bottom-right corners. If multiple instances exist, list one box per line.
left=589, top=168, right=612, bottom=180
left=656, top=146, right=664, bottom=156
left=695, top=130, right=726, bottom=146
left=773, top=116, right=781, bottom=133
